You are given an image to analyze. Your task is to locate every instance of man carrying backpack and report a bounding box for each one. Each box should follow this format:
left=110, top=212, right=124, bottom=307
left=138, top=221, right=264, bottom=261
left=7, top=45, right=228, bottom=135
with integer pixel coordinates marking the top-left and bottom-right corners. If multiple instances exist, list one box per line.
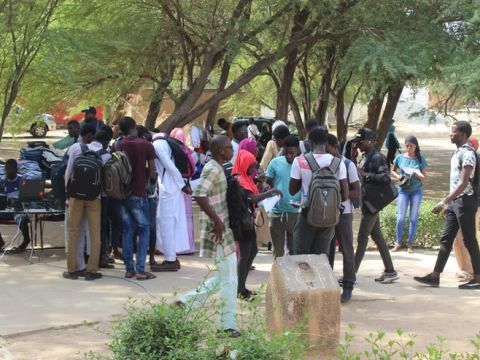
left=415, top=121, right=480, bottom=289
left=326, top=134, right=361, bottom=302
left=117, top=116, right=157, bottom=281
left=152, top=134, right=191, bottom=272
left=63, top=124, right=111, bottom=281
left=353, top=128, right=399, bottom=284
left=289, top=127, right=348, bottom=255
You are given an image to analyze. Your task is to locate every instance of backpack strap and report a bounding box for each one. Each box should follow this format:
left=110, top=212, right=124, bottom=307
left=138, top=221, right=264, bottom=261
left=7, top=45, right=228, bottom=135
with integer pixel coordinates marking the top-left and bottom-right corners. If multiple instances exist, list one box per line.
left=96, top=149, right=108, bottom=157
left=329, top=157, right=342, bottom=174
left=80, top=144, right=88, bottom=153
left=304, top=153, right=320, bottom=172
left=344, top=158, right=352, bottom=184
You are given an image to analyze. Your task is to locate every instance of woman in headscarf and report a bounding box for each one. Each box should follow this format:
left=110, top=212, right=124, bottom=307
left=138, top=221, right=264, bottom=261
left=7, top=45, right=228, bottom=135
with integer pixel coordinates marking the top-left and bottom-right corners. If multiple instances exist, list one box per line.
left=231, top=149, right=281, bottom=300
left=385, top=122, right=401, bottom=170
left=169, top=128, right=196, bottom=255
left=390, top=135, right=427, bottom=253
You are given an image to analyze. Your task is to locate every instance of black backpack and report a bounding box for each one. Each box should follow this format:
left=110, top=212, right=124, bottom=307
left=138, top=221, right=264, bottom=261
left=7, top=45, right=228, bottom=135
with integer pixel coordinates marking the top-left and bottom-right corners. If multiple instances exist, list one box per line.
left=50, top=153, right=69, bottom=209
left=225, top=174, right=254, bottom=240
left=154, top=135, right=196, bottom=178
left=67, top=144, right=105, bottom=200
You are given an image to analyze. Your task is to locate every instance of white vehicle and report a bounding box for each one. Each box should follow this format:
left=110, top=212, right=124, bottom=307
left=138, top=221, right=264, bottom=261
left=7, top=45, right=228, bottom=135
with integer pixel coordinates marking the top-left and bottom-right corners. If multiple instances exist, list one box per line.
left=30, top=113, right=56, bottom=138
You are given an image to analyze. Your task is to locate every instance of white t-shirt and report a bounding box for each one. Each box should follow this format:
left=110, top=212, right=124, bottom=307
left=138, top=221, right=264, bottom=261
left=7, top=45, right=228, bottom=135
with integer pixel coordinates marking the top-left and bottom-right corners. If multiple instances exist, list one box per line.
left=247, top=124, right=259, bottom=138
left=230, top=140, right=240, bottom=164
left=341, top=156, right=360, bottom=214
left=290, top=153, right=347, bottom=205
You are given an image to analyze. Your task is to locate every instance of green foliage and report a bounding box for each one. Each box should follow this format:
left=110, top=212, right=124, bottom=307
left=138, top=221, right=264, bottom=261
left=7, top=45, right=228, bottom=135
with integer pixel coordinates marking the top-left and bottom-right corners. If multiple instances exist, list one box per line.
left=339, top=326, right=480, bottom=360
left=380, top=199, right=444, bottom=248
left=88, top=293, right=307, bottom=360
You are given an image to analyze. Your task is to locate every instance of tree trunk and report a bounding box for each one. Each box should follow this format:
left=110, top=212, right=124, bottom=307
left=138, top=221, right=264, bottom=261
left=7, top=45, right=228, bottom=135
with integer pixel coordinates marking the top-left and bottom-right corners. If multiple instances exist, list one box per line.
left=289, top=91, right=305, bottom=137
left=375, top=82, right=405, bottom=149
left=364, top=86, right=386, bottom=131
left=275, top=7, right=308, bottom=121
left=206, top=60, right=231, bottom=131
left=312, top=45, right=336, bottom=125
left=144, top=87, right=167, bottom=130
left=335, top=83, right=347, bottom=142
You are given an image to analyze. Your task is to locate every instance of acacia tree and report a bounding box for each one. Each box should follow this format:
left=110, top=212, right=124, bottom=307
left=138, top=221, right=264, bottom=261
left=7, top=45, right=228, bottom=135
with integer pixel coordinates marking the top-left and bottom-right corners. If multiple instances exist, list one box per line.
left=0, top=0, right=63, bottom=141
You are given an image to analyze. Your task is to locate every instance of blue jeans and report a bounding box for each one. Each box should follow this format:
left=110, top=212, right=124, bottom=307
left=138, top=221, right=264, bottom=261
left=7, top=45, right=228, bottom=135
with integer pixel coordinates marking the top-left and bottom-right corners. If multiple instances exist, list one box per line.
left=396, top=189, right=423, bottom=246
left=120, top=196, right=150, bottom=273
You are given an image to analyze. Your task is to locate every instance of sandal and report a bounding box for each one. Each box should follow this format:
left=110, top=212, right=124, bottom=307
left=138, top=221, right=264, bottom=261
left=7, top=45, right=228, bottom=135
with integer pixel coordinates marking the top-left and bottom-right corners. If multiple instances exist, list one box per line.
left=136, top=272, right=156, bottom=281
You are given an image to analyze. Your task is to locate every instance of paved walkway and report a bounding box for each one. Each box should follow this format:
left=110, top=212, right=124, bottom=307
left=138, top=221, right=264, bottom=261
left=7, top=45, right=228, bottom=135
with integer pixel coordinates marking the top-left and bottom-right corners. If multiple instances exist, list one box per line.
left=1, top=248, right=479, bottom=359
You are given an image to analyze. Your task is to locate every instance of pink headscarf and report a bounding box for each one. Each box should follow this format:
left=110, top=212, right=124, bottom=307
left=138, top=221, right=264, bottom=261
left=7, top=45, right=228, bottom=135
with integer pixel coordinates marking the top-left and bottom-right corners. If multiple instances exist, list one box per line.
left=239, top=137, right=257, bottom=155
left=170, top=128, right=187, bottom=144
left=232, top=150, right=259, bottom=195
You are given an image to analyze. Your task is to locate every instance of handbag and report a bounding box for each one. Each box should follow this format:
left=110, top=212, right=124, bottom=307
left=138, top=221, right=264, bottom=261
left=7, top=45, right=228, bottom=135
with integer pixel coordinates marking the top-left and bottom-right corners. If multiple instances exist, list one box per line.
left=398, top=175, right=411, bottom=189
left=362, top=181, right=398, bottom=213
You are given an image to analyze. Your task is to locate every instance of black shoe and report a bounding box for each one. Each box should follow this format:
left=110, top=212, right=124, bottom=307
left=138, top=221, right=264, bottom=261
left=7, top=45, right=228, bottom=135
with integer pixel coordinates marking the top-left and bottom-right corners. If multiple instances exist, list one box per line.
left=99, top=262, right=115, bottom=269
left=238, top=289, right=256, bottom=301
left=341, top=288, right=352, bottom=303
left=150, top=260, right=178, bottom=272
left=217, top=328, right=241, bottom=338
left=85, top=272, right=102, bottom=281
left=458, top=279, right=480, bottom=290
left=413, top=273, right=439, bottom=287
left=62, top=271, right=78, bottom=280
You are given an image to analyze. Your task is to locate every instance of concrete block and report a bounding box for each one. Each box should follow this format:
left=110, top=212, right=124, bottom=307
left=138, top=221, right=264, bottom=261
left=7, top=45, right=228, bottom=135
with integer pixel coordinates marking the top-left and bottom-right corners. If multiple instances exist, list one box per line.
left=265, top=254, right=340, bottom=355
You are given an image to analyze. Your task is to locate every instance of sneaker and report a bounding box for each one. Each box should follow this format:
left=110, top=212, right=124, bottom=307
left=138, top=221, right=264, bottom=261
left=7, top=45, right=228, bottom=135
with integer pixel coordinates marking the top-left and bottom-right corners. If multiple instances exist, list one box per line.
left=62, top=271, right=79, bottom=280
left=458, top=279, right=480, bottom=290
left=99, top=262, right=115, bottom=269
left=85, top=272, right=103, bottom=281
left=217, top=328, right=241, bottom=338
left=413, top=273, right=439, bottom=287
left=76, top=269, right=87, bottom=277
left=375, top=271, right=399, bottom=284
left=151, top=260, right=178, bottom=272
left=125, top=271, right=136, bottom=279
left=392, top=244, right=403, bottom=252
left=407, top=246, right=414, bottom=254
left=174, top=259, right=181, bottom=270
left=341, top=288, right=352, bottom=303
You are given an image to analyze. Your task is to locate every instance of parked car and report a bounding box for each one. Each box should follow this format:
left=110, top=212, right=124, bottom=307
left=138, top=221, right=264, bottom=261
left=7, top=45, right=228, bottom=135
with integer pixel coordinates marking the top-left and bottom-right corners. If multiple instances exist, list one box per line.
left=232, top=115, right=275, bottom=131
left=30, top=114, right=56, bottom=137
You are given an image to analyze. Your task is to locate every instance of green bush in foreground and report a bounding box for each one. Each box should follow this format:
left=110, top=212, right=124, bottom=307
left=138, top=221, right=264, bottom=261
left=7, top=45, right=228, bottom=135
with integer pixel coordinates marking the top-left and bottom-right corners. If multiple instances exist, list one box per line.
left=380, top=199, right=444, bottom=248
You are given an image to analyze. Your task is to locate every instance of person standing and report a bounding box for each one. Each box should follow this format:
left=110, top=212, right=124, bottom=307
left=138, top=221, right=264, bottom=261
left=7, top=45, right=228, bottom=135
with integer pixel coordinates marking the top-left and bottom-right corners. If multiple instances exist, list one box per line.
left=231, top=122, right=248, bottom=164
left=80, top=106, right=103, bottom=130
left=247, top=118, right=260, bottom=139
left=414, top=121, right=480, bottom=289
left=152, top=133, right=190, bottom=271
left=117, top=116, right=157, bottom=281
left=260, top=125, right=290, bottom=170
left=385, top=121, right=401, bottom=170
left=326, top=134, right=360, bottom=303
left=265, top=135, right=301, bottom=258
left=391, top=136, right=427, bottom=253
left=453, top=135, right=480, bottom=281
left=179, top=135, right=240, bottom=338
left=232, top=149, right=282, bottom=300
left=353, top=128, right=399, bottom=284
left=63, top=125, right=110, bottom=280
left=289, top=127, right=348, bottom=255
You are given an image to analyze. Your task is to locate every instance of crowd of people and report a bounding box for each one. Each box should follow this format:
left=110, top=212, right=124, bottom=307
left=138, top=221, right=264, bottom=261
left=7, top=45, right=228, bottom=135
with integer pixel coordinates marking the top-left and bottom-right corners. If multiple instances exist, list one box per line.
left=1, top=109, right=480, bottom=337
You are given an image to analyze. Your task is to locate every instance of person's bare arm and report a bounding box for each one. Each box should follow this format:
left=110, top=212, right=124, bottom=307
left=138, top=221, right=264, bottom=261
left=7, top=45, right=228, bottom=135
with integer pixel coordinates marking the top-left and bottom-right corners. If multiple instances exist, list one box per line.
left=147, top=159, right=156, bottom=180
left=390, top=164, right=402, bottom=181
left=340, top=178, right=348, bottom=202
left=248, top=188, right=282, bottom=204
left=289, top=178, right=301, bottom=196
left=194, top=196, right=224, bottom=243
left=349, top=180, right=361, bottom=199
left=433, top=166, right=473, bottom=213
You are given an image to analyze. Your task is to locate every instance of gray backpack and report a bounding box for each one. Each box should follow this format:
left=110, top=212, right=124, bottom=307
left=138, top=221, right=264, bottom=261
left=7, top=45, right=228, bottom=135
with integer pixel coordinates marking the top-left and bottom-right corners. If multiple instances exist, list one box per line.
left=304, top=154, right=342, bottom=228
left=103, top=149, right=132, bottom=200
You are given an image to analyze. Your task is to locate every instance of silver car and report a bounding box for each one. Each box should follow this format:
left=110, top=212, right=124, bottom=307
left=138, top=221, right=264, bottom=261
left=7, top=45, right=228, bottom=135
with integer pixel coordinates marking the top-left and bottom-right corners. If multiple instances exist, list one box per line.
left=30, top=113, right=56, bottom=138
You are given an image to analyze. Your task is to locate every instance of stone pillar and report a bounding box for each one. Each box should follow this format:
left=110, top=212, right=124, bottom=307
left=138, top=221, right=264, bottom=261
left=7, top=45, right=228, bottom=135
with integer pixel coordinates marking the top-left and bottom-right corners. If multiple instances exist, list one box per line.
left=265, top=254, right=340, bottom=355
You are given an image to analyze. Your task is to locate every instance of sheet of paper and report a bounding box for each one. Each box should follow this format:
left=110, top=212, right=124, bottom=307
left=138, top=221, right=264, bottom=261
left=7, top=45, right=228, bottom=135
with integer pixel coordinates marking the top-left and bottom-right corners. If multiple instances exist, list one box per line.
left=190, top=179, right=201, bottom=192
left=260, top=195, right=280, bottom=213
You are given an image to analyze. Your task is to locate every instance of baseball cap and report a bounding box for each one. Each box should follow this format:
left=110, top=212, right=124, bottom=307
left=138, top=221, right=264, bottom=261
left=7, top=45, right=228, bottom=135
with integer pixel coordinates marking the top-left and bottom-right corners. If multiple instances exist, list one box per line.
left=81, top=106, right=97, bottom=114
left=352, top=128, right=375, bottom=142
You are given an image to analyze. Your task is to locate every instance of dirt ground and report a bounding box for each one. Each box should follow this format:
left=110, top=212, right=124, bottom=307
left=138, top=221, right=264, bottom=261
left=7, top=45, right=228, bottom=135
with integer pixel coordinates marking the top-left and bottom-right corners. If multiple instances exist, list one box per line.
left=2, top=126, right=479, bottom=359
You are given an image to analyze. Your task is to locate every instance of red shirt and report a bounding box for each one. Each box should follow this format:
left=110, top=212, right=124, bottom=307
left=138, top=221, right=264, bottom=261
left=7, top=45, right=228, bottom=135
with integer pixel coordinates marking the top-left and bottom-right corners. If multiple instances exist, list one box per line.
left=120, top=136, right=156, bottom=197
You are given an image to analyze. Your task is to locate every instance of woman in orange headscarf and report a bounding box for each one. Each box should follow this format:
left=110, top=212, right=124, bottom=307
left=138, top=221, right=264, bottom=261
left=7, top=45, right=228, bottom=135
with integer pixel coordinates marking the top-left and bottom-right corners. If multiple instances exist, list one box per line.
left=231, top=149, right=282, bottom=300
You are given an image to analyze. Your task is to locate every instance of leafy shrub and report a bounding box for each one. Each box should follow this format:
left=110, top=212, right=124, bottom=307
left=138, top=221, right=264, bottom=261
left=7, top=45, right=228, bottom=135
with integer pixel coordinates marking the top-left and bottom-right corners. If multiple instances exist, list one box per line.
left=380, top=199, right=444, bottom=248
left=88, top=294, right=307, bottom=360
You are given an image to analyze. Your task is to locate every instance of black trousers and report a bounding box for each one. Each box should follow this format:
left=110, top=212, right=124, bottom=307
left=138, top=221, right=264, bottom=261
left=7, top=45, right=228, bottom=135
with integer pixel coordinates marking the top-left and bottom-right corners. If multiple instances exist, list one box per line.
left=100, top=196, right=110, bottom=261
left=355, top=209, right=395, bottom=273
left=108, top=198, right=123, bottom=250
left=329, top=213, right=356, bottom=289
left=434, top=195, right=480, bottom=275
left=237, top=229, right=258, bottom=293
